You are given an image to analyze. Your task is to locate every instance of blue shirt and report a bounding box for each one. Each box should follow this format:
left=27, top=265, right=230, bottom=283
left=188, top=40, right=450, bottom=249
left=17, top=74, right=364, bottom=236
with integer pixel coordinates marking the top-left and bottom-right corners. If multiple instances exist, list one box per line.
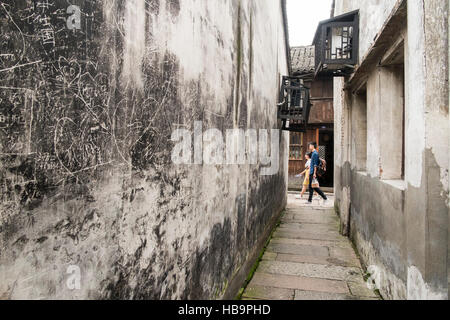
left=310, top=150, right=320, bottom=175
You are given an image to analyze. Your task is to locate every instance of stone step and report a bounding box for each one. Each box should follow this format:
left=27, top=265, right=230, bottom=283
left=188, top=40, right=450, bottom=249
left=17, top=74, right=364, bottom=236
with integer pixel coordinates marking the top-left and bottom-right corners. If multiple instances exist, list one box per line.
left=242, top=285, right=295, bottom=300
left=257, top=260, right=363, bottom=282
left=240, top=193, right=379, bottom=300
left=277, top=223, right=340, bottom=234
left=273, top=230, right=345, bottom=242
left=270, top=237, right=352, bottom=249
left=250, top=272, right=350, bottom=295
left=266, top=242, right=330, bottom=257
left=275, top=253, right=360, bottom=268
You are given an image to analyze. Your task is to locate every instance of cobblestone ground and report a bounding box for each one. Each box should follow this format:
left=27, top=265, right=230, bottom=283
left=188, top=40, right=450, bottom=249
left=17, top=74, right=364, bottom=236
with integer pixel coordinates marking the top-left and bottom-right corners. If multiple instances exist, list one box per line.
left=242, top=193, right=380, bottom=300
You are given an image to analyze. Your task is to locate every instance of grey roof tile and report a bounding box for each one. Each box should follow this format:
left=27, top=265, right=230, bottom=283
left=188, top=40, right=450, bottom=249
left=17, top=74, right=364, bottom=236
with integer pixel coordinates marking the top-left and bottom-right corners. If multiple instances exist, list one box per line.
left=291, top=46, right=315, bottom=74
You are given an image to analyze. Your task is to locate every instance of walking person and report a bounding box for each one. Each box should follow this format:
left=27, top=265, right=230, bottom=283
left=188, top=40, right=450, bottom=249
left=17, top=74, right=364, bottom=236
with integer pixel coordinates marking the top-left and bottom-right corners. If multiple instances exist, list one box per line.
left=295, top=153, right=318, bottom=199
left=307, top=142, right=328, bottom=204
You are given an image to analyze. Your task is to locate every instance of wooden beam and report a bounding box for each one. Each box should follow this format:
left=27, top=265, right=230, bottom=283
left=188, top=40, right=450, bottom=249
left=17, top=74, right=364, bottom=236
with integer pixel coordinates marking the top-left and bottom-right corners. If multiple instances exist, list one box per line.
left=380, top=36, right=405, bottom=66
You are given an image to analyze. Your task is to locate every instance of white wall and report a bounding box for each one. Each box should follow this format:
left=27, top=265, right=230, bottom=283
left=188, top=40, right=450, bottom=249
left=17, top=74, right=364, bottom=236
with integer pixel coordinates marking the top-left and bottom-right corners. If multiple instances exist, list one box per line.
left=0, top=0, right=290, bottom=300
left=334, top=0, right=449, bottom=300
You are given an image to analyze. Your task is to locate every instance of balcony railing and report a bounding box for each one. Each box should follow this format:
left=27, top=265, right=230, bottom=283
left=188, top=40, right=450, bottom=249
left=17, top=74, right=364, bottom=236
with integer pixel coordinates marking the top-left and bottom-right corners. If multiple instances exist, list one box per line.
left=278, top=76, right=312, bottom=132
left=313, top=10, right=359, bottom=77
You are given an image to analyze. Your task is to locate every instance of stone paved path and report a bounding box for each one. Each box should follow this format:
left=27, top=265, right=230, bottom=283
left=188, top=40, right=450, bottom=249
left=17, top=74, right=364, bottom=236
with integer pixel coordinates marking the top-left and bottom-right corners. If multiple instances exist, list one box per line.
left=242, top=193, right=380, bottom=300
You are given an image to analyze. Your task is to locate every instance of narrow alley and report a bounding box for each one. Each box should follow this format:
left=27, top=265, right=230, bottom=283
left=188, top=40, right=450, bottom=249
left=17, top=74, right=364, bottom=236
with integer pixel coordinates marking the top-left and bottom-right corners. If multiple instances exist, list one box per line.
left=242, top=193, right=379, bottom=300
left=0, top=0, right=448, bottom=302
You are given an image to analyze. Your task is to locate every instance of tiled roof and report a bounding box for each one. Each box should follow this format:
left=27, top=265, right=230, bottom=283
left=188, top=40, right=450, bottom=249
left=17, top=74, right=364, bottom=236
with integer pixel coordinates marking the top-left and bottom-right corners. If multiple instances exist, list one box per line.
left=291, top=46, right=315, bottom=74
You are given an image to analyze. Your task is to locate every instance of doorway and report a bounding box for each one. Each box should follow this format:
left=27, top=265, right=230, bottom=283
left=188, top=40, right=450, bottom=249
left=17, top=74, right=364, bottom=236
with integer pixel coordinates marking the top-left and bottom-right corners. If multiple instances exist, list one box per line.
left=318, top=128, right=334, bottom=188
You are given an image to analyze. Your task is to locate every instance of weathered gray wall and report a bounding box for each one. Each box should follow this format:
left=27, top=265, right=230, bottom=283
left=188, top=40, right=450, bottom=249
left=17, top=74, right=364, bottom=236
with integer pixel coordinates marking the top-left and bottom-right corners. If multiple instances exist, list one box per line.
left=0, top=0, right=289, bottom=299
left=334, top=0, right=449, bottom=299
left=448, top=0, right=450, bottom=297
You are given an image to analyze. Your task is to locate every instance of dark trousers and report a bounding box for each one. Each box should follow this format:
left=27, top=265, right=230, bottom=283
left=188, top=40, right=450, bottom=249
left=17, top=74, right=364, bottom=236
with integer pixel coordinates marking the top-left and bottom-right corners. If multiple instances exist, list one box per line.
left=308, top=174, right=327, bottom=202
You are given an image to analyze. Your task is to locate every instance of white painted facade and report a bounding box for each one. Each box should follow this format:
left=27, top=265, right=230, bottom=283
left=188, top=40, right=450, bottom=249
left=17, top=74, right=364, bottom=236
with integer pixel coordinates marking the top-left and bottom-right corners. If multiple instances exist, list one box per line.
left=333, top=0, right=449, bottom=300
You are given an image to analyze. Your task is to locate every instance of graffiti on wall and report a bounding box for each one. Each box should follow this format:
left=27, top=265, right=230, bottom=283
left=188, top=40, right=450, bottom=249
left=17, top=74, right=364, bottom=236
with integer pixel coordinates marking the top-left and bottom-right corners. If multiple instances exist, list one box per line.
left=0, top=1, right=182, bottom=222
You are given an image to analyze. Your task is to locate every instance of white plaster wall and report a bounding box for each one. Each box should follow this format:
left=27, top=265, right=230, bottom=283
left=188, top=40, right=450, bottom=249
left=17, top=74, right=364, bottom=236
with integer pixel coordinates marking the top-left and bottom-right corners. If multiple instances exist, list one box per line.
left=410, top=0, right=449, bottom=300
left=334, top=78, right=344, bottom=168
left=334, top=78, right=348, bottom=169
left=152, top=0, right=235, bottom=115
left=333, top=0, right=438, bottom=185
left=333, top=76, right=352, bottom=234
left=117, top=0, right=291, bottom=295
left=120, top=0, right=290, bottom=299
left=334, top=0, right=449, bottom=301
left=422, top=0, right=449, bottom=196
left=351, top=93, right=368, bottom=172
left=404, top=0, right=426, bottom=188
left=149, top=0, right=289, bottom=125
left=333, top=0, right=401, bottom=179
left=448, top=0, right=450, bottom=295
left=0, top=0, right=290, bottom=300
left=350, top=65, right=405, bottom=180
left=366, top=72, right=381, bottom=178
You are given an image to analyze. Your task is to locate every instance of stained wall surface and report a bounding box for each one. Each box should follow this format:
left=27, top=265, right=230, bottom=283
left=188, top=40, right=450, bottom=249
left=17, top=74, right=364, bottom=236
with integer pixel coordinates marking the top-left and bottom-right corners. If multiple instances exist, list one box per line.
left=333, top=0, right=449, bottom=299
left=0, top=0, right=289, bottom=299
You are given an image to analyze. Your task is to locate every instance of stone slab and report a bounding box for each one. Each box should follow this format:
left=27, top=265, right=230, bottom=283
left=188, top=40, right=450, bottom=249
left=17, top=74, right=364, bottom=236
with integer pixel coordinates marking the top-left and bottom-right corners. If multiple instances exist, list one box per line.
left=282, top=214, right=338, bottom=224
left=241, top=194, right=377, bottom=300
left=242, top=285, right=294, bottom=300
left=294, top=290, right=355, bottom=300
left=275, top=253, right=351, bottom=267
left=278, top=223, right=340, bottom=234
left=274, top=230, right=345, bottom=242
left=270, top=237, right=352, bottom=249
left=250, top=272, right=350, bottom=295
left=261, top=252, right=277, bottom=261
left=347, top=281, right=379, bottom=298
left=257, top=260, right=363, bottom=282
left=266, top=242, right=329, bottom=257
left=329, top=246, right=359, bottom=259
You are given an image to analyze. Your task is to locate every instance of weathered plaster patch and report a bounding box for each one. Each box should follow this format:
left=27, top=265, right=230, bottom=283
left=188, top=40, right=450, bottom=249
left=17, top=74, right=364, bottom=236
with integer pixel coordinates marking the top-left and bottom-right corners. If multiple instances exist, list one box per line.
left=352, top=228, right=407, bottom=300
left=121, top=0, right=146, bottom=90
left=407, top=266, right=447, bottom=300
left=422, top=0, right=450, bottom=194
left=340, top=186, right=351, bottom=236
left=166, top=0, right=180, bottom=17
left=334, top=163, right=409, bottom=299
left=404, top=0, right=426, bottom=188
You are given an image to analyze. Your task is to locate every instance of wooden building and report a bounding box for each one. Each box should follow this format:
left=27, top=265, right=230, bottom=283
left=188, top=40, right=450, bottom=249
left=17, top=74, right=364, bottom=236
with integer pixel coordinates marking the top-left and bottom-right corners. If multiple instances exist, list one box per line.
left=288, top=46, right=334, bottom=189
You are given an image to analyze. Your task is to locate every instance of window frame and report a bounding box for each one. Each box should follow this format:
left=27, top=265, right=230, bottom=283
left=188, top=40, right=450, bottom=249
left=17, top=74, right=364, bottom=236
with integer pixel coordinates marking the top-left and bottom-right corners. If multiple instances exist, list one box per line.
left=314, top=10, right=360, bottom=76
left=289, top=132, right=304, bottom=161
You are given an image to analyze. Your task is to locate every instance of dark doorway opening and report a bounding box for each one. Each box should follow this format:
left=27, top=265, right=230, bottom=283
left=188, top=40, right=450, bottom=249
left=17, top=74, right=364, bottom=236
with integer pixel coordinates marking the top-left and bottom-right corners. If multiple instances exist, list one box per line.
left=318, top=128, right=334, bottom=188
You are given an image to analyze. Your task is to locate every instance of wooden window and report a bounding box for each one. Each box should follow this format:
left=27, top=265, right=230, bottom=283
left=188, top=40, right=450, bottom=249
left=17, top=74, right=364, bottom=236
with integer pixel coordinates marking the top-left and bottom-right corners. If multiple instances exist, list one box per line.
left=278, top=76, right=312, bottom=133
left=289, top=132, right=304, bottom=160
left=313, top=10, right=359, bottom=77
